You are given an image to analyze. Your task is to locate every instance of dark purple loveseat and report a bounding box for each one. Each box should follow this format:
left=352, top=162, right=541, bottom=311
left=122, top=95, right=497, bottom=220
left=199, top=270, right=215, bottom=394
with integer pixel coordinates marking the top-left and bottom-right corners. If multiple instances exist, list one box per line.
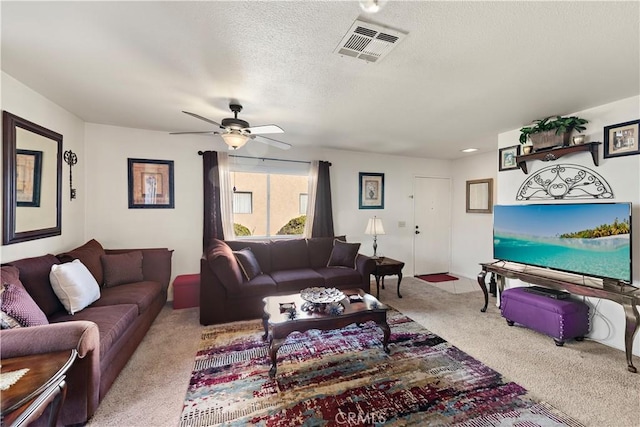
left=200, top=237, right=375, bottom=325
left=0, top=240, right=172, bottom=426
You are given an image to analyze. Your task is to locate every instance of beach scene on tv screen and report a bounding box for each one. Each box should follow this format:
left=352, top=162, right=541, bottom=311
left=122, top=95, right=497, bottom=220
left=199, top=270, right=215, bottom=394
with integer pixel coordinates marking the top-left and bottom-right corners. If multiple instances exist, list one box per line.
left=494, top=203, right=631, bottom=282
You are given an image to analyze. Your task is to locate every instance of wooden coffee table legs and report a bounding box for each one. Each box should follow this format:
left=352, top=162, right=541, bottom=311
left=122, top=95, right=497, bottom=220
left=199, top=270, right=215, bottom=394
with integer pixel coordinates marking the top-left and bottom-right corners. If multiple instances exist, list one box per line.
left=378, top=320, right=391, bottom=354
left=267, top=338, right=284, bottom=378
left=262, top=319, right=391, bottom=378
left=262, top=314, right=282, bottom=378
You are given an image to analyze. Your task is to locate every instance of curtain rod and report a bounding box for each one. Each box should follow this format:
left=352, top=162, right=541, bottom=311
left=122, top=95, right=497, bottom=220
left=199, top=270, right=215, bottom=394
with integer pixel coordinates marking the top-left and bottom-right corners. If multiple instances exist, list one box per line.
left=229, top=154, right=310, bottom=165
left=197, top=151, right=328, bottom=165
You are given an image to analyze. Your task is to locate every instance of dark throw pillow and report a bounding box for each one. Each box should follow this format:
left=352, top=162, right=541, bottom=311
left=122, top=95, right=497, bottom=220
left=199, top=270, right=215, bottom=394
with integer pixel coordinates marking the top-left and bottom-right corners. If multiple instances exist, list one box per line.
left=233, top=248, right=263, bottom=281
left=327, top=239, right=361, bottom=269
left=0, top=282, right=49, bottom=327
left=101, top=251, right=144, bottom=287
left=58, top=239, right=106, bottom=285
left=207, top=239, right=243, bottom=293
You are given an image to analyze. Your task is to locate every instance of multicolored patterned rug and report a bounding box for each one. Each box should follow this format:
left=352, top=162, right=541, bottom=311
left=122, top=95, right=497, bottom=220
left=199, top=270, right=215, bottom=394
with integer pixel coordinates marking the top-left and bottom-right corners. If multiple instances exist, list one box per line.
left=180, top=311, right=583, bottom=426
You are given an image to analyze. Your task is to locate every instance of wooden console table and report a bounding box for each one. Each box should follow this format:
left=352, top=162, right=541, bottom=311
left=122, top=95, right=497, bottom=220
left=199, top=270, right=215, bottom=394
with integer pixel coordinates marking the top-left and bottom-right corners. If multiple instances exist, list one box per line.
left=477, top=262, right=640, bottom=373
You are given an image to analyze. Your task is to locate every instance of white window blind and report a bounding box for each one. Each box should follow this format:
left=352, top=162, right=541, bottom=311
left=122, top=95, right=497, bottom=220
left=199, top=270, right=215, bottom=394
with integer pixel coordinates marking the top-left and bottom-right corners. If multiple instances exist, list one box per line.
left=233, top=192, right=252, bottom=214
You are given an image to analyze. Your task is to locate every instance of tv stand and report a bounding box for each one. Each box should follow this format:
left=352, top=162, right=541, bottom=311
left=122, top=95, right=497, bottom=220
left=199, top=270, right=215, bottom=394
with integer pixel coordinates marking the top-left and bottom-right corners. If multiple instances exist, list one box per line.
left=477, top=262, right=640, bottom=373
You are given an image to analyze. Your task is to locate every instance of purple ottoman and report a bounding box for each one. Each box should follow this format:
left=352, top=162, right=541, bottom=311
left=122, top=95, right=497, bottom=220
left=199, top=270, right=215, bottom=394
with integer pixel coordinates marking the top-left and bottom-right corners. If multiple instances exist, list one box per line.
left=501, top=287, right=589, bottom=346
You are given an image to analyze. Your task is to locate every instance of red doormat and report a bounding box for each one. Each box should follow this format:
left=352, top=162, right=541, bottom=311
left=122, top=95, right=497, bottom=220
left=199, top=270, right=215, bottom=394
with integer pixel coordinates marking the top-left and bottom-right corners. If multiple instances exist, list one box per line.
left=416, top=273, right=459, bottom=283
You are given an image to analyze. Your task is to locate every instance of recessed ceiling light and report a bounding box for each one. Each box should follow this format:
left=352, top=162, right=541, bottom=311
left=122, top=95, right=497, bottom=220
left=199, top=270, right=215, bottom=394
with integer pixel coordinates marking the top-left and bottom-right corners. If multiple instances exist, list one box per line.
left=461, top=148, right=478, bottom=153
left=359, top=0, right=387, bottom=13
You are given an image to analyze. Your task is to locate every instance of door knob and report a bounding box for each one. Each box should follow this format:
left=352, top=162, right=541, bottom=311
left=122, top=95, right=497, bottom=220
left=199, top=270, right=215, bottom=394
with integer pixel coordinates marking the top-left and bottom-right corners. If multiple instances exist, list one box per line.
left=415, top=230, right=421, bottom=234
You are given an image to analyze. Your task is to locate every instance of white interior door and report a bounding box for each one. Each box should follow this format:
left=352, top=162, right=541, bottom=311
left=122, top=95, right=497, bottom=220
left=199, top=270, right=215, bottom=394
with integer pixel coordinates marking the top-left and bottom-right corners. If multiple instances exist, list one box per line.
left=413, top=177, right=452, bottom=275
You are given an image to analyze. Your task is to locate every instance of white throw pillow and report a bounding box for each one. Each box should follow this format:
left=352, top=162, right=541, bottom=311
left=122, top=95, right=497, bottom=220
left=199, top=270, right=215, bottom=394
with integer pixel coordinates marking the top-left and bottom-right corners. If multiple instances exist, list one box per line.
left=50, top=259, right=101, bottom=315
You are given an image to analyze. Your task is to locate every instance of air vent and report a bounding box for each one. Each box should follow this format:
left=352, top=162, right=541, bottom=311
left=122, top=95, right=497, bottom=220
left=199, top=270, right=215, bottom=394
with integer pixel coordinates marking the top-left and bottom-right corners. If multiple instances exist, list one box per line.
left=334, top=19, right=407, bottom=63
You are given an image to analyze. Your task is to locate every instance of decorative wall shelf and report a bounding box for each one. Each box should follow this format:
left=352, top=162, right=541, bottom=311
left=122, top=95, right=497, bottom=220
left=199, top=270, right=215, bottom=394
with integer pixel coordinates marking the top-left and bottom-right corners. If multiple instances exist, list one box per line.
left=515, top=141, right=601, bottom=174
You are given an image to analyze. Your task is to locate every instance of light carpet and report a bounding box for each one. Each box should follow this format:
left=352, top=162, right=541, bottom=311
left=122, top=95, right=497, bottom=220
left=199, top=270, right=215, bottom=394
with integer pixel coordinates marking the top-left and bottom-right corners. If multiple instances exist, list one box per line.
left=86, top=277, right=640, bottom=427
left=180, top=310, right=583, bottom=426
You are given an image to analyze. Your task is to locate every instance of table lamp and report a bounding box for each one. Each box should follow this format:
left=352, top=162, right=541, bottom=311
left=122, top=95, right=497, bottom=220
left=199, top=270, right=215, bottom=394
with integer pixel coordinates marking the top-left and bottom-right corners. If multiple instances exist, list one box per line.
left=364, top=216, right=385, bottom=259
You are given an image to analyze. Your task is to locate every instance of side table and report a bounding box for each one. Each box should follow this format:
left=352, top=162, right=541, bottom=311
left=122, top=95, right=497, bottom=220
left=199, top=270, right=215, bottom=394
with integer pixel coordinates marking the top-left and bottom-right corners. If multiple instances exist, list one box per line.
left=372, top=257, right=405, bottom=298
left=1, top=349, right=77, bottom=427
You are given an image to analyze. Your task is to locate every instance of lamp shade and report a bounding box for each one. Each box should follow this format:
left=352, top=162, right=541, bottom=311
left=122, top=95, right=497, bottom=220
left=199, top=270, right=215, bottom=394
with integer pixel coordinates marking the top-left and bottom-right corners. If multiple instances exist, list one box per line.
left=364, top=217, right=385, bottom=235
left=220, top=131, right=249, bottom=149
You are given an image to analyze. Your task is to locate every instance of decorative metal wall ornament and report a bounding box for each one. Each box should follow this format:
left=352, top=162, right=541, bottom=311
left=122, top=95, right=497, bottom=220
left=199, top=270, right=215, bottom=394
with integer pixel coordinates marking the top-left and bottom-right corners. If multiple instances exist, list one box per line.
left=516, top=163, right=613, bottom=201
left=63, top=150, right=78, bottom=200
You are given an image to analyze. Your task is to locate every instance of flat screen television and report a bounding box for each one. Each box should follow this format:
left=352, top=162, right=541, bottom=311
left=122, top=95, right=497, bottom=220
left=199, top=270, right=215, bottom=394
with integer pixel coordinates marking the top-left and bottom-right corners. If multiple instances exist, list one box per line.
left=493, top=203, right=632, bottom=282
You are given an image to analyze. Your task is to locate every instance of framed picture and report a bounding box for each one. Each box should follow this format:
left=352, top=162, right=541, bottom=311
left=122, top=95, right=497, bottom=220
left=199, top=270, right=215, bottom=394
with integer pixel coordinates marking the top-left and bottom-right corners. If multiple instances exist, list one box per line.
left=498, top=145, right=520, bottom=171
left=359, top=172, right=384, bottom=209
left=604, top=120, right=640, bottom=159
left=466, top=178, right=493, bottom=213
left=128, top=158, right=174, bottom=209
left=16, top=149, right=43, bottom=207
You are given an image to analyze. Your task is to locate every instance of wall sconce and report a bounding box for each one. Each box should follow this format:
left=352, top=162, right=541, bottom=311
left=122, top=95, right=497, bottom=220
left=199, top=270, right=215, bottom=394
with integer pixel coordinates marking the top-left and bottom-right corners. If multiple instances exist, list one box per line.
left=364, top=216, right=385, bottom=258
left=63, top=150, right=77, bottom=200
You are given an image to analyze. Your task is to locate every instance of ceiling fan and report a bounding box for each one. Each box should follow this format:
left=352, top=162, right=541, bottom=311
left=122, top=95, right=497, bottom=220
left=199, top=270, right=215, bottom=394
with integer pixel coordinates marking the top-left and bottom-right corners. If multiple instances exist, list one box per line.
left=170, top=104, right=291, bottom=150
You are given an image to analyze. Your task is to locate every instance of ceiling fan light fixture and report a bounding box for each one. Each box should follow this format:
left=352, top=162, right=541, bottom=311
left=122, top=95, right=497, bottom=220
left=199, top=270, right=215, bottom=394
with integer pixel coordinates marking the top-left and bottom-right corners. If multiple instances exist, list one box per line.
left=220, top=131, right=249, bottom=149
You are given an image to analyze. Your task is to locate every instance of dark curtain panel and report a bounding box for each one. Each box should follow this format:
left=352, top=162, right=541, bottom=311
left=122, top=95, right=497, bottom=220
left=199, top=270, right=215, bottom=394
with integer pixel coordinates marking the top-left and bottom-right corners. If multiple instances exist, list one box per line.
left=202, top=151, right=224, bottom=251
left=312, top=161, right=335, bottom=237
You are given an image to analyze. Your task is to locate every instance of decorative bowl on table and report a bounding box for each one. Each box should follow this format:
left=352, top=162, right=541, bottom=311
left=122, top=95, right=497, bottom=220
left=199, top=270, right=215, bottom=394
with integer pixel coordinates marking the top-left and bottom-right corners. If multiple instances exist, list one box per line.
left=300, top=287, right=345, bottom=313
left=300, top=287, right=345, bottom=304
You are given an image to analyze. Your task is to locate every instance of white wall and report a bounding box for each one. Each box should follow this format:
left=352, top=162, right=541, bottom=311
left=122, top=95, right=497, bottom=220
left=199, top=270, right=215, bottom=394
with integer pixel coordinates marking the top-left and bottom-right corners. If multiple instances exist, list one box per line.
left=497, top=95, right=640, bottom=355
left=84, top=124, right=211, bottom=296
left=1, top=72, right=86, bottom=262
left=323, top=149, right=452, bottom=276
left=84, top=124, right=452, bottom=297
left=450, top=150, right=497, bottom=279
left=5, top=71, right=638, bottom=357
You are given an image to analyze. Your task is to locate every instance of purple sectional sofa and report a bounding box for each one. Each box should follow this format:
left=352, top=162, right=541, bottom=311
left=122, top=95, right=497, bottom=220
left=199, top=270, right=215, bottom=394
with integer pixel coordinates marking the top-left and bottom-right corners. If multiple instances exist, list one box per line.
left=0, top=239, right=172, bottom=426
left=200, top=237, right=375, bottom=325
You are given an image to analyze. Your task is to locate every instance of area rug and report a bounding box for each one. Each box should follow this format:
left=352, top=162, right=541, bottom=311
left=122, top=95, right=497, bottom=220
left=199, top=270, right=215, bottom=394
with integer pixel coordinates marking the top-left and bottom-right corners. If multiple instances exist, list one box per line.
left=416, top=273, right=459, bottom=283
left=180, top=310, right=583, bottom=427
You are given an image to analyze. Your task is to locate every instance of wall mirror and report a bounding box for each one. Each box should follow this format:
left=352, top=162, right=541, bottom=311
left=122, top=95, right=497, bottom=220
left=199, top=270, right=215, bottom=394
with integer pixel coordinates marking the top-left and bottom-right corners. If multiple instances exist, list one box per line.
left=3, top=111, right=62, bottom=245
left=466, top=178, right=493, bottom=213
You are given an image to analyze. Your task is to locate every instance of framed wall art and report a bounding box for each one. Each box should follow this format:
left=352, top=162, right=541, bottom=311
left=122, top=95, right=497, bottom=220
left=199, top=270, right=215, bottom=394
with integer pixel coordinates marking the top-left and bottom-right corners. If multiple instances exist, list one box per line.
left=604, top=119, right=640, bottom=159
left=359, top=172, right=384, bottom=209
left=128, top=158, right=174, bottom=208
left=466, top=178, right=493, bottom=213
left=16, top=149, right=43, bottom=207
left=498, top=145, right=520, bottom=171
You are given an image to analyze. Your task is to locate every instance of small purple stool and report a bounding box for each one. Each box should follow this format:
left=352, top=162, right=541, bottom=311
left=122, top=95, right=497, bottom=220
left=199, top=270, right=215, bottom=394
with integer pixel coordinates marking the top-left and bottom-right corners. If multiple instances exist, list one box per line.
left=501, top=287, right=589, bottom=346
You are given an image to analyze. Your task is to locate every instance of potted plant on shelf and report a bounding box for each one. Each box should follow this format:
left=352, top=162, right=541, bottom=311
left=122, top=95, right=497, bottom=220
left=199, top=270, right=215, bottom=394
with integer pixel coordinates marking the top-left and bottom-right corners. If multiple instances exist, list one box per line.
left=519, top=115, right=588, bottom=152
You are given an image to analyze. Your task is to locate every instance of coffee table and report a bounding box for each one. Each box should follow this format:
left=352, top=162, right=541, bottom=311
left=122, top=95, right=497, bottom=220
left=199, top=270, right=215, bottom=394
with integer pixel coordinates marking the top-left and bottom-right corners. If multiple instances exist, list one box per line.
left=1, top=350, right=77, bottom=427
left=262, top=288, right=390, bottom=378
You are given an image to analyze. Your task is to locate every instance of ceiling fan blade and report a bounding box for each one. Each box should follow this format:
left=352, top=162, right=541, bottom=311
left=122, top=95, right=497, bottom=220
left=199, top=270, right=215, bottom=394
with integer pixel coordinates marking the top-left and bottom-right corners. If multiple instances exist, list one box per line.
left=256, top=135, right=292, bottom=150
left=245, top=124, right=284, bottom=135
left=169, top=131, right=218, bottom=135
left=182, top=111, right=223, bottom=127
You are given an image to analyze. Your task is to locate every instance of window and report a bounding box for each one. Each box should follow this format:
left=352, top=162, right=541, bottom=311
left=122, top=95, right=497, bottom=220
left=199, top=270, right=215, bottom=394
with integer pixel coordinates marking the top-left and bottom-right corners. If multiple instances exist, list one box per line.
left=299, top=193, right=308, bottom=215
left=233, top=191, right=252, bottom=214
left=230, top=159, right=310, bottom=238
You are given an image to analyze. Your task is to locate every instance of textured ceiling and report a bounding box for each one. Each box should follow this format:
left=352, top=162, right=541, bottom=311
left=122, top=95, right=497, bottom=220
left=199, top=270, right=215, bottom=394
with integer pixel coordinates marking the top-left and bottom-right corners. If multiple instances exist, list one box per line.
left=2, top=1, right=639, bottom=159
